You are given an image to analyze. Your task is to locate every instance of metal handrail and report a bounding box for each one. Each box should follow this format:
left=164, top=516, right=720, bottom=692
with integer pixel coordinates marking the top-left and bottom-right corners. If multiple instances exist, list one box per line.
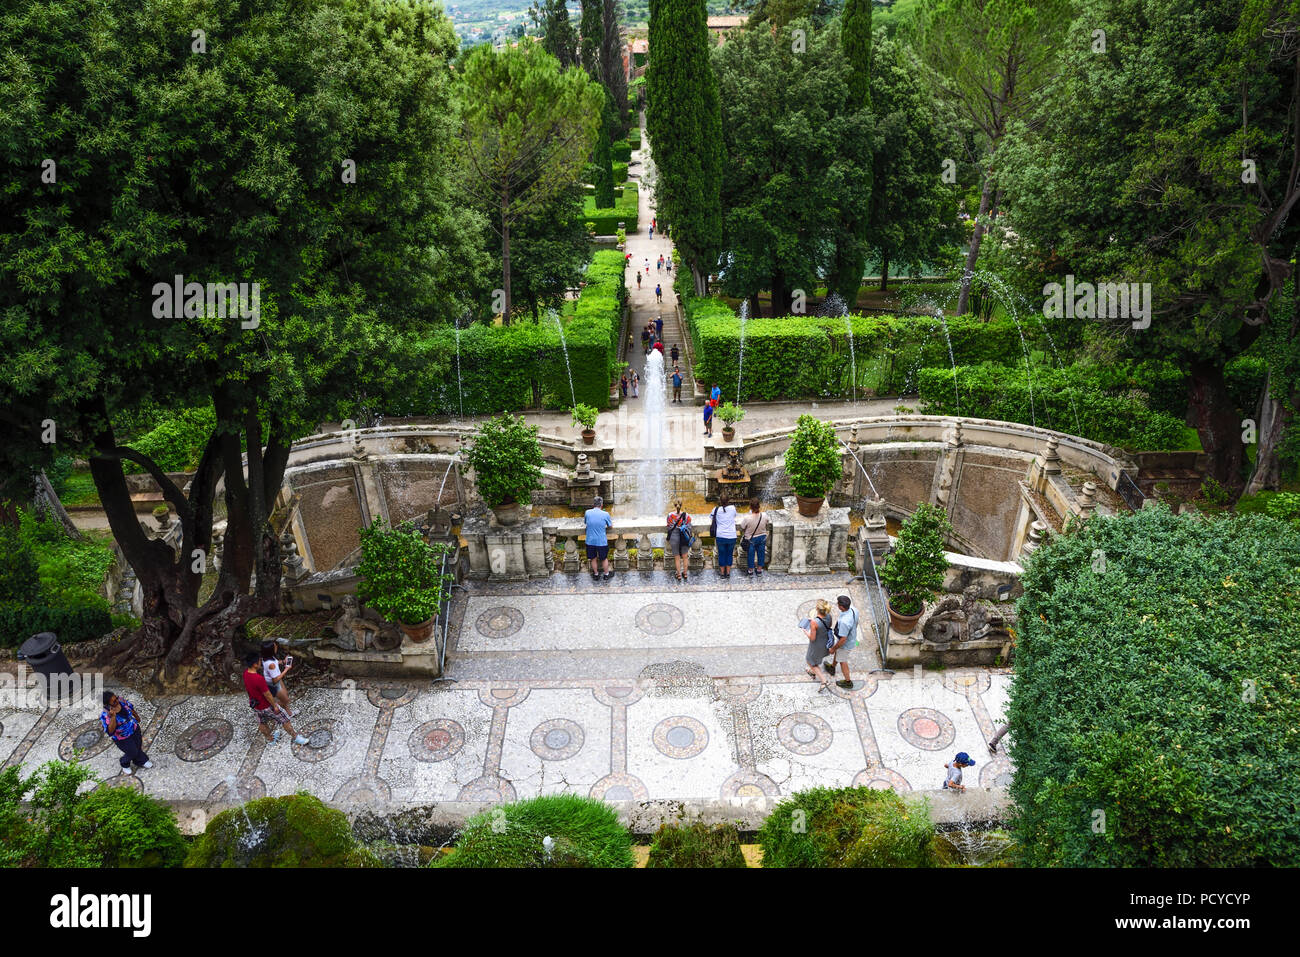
left=847, top=534, right=894, bottom=676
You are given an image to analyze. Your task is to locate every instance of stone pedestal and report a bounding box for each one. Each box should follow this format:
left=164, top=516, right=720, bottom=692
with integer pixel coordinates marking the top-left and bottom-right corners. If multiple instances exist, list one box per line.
left=765, top=498, right=850, bottom=574
left=462, top=516, right=549, bottom=580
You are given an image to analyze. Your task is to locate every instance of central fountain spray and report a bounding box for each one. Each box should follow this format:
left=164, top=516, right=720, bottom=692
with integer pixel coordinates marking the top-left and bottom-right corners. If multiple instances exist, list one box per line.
left=736, top=299, right=749, bottom=405
left=636, top=348, right=668, bottom=519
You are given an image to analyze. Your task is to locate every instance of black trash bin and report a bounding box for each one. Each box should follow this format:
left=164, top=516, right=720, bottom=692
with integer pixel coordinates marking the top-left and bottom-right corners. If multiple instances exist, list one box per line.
left=18, top=631, right=74, bottom=678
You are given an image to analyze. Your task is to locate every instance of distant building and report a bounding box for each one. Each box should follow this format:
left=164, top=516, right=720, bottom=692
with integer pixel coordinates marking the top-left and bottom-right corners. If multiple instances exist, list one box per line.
left=707, top=15, right=747, bottom=42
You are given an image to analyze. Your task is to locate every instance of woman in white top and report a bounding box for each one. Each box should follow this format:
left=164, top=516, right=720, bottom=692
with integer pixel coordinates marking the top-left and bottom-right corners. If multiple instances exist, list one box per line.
left=260, top=640, right=296, bottom=717
left=711, top=493, right=739, bottom=579
left=739, top=496, right=769, bottom=576
left=631, top=370, right=639, bottom=398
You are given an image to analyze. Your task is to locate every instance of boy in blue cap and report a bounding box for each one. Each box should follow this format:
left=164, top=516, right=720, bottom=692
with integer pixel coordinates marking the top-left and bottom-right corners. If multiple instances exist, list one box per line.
left=943, top=752, right=975, bottom=791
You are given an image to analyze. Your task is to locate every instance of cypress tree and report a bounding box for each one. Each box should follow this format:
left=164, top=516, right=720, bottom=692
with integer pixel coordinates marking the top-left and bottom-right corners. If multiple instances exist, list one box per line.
left=593, top=95, right=617, bottom=208
left=580, top=0, right=603, bottom=79
left=645, top=0, right=722, bottom=295
left=828, top=0, right=873, bottom=307
left=600, top=0, right=629, bottom=134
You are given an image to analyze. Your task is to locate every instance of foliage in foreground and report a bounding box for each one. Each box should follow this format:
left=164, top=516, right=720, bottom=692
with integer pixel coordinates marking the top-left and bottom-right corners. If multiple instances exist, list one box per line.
left=1010, top=506, right=1300, bottom=866
left=186, top=793, right=377, bottom=868
left=646, top=821, right=747, bottom=868
left=433, top=794, right=635, bottom=868
left=758, top=786, right=951, bottom=867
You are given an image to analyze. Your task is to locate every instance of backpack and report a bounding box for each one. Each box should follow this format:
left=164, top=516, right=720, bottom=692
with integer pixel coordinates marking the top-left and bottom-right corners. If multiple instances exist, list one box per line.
left=710, top=507, right=719, bottom=539
left=668, top=513, right=693, bottom=547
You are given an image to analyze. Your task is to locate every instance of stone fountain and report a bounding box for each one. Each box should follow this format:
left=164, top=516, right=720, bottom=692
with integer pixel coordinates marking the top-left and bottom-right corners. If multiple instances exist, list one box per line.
left=708, top=448, right=751, bottom=502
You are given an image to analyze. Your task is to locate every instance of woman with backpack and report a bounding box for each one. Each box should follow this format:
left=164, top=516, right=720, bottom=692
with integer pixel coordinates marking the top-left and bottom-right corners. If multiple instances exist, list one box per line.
left=739, top=496, right=769, bottom=576
left=711, top=493, right=739, bottom=579
left=666, top=500, right=694, bottom=581
left=802, top=599, right=834, bottom=690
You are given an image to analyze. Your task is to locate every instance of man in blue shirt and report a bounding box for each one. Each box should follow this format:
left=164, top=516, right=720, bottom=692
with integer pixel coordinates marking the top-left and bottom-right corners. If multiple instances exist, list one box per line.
left=829, top=595, right=860, bottom=689
left=654, top=315, right=663, bottom=340
left=101, top=690, right=152, bottom=774
left=672, top=364, right=683, bottom=403
left=584, top=495, right=614, bottom=581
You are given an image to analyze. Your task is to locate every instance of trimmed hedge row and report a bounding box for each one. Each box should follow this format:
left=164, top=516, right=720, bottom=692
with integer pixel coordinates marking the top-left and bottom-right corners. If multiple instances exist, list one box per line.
left=0, top=602, right=112, bottom=648
left=916, top=365, right=1192, bottom=451
left=583, top=183, right=639, bottom=234
left=611, top=140, right=632, bottom=163
left=414, top=250, right=626, bottom=414
left=679, top=292, right=1042, bottom=400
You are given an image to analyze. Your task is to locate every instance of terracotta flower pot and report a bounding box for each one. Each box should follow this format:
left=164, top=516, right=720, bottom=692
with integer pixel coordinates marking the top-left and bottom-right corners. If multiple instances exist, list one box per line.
left=399, top=617, right=437, bottom=644
left=581, top=429, right=596, bottom=446
left=721, top=426, right=735, bottom=442
left=795, top=494, right=824, bottom=517
left=887, top=598, right=924, bottom=635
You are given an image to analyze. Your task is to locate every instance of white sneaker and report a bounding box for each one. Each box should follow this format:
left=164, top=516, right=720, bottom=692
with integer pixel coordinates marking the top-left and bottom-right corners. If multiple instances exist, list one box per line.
left=142, top=761, right=153, bottom=769
left=293, top=735, right=309, bottom=746
left=121, top=766, right=133, bottom=775
left=271, top=729, right=283, bottom=743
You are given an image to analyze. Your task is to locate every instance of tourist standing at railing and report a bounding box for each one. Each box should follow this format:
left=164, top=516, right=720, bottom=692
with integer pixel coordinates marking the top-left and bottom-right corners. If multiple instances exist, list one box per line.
left=711, top=493, right=738, bottom=579
left=584, top=495, right=614, bottom=581
left=631, top=370, right=639, bottom=398
left=739, top=496, right=768, bottom=577
left=666, top=501, right=694, bottom=582
left=620, top=371, right=629, bottom=398
left=703, top=400, right=714, bottom=437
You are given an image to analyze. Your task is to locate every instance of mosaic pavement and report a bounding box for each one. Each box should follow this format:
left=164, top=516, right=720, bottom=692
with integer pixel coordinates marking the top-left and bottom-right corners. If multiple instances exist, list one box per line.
left=0, top=573, right=1013, bottom=809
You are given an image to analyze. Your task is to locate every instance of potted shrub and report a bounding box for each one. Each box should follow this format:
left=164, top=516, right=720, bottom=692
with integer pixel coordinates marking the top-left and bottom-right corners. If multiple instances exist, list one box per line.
left=355, top=518, right=452, bottom=643
left=464, top=413, right=544, bottom=525
left=878, top=502, right=952, bottom=634
left=151, top=503, right=172, bottom=530
left=571, top=403, right=598, bottom=446
left=716, top=402, right=745, bottom=443
left=784, top=415, right=842, bottom=517
left=616, top=227, right=626, bottom=249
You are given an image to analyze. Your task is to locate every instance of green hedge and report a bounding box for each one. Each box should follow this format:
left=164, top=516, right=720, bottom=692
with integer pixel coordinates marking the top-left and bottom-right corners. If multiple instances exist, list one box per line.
left=680, top=292, right=1039, bottom=400
left=433, top=794, right=634, bottom=868
left=583, top=183, right=639, bottom=235
left=1010, top=507, right=1300, bottom=866
left=627, top=128, right=641, bottom=150
left=412, top=250, right=626, bottom=414
left=613, top=161, right=628, bottom=183
left=646, top=822, right=747, bottom=868
left=917, top=365, right=1192, bottom=451
left=0, top=602, right=112, bottom=648
left=611, top=139, right=631, bottom=163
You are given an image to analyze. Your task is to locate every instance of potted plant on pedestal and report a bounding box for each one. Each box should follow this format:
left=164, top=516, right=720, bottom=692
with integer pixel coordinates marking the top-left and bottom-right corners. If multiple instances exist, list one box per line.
left=355, top=518, right=452, bottom=644
left=716, top=402, right=745, bottom=443
left=878, top=502, right=952, bottom=634
left=784, top=414, right=841, bottom=517
left=464, top=413, right=544, bottom=526
left=571, top=403, right=598, bottom=446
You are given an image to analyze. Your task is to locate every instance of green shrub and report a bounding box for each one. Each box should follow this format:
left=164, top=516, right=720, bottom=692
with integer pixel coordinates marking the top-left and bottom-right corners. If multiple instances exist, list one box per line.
left=464, top=413, right=545, bottom=508
left=0, top=760, right=102, bottom=867
left=355, top=518, right=452, bottom=626
left=1010, top=506, right=1300, bottom=866
left=918, top=365, right=1191, bottom=451
left=784, top=415, right=841, bottom=499
left=582, top=183, right=639, bottom=234
left=0, top=602, right=113, bottom=649
left=186, top=793, right=378, bottom=867
left=610, top=139, right=631, bottom=162
left=646, top=822, right=747, bottom=868
left=122, top=405, right=216, bottom=473
left=613, top=160, right=628, bottom=183
left=879, top=502, right=953, bottom=616
left=80, top=786, right=187, bottom=867
left=0, top=522, right=40, bottom=604
left=1264, top=491, right=1300, bottom=524
left=759, top=787, right=943, bottom=867
left=433, top=794, right=634, bottom=868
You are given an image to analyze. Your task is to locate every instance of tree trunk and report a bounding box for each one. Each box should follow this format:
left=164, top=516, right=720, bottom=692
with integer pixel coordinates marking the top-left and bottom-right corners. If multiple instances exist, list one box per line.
left=1245, top=376, right=1298, bottom=495
left=691, top=262, right=708, bottom=297
left=956, top=170, right=995, bottom=316
left=770, top=268, right=790, bottom=317
left=879, top=250, right=890, bottom=292
left=500, top=190, right=512, bottom=322
left=1188, top=359, right=1245, bottom=489
left=35, top=470, right=81, bottom=540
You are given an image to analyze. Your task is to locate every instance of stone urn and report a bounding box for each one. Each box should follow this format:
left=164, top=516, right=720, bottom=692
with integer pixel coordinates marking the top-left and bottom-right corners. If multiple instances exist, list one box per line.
left=721, top=425, right=736, bottom=443
left=887, top=596, right=924, bottom=635
left=794, top=494, right=824, bottom=518
left=581, top=428, right=596, bottom=446
left=492, top=500, right=523, bottom=526
left=399, top=616, right=437, bottom=644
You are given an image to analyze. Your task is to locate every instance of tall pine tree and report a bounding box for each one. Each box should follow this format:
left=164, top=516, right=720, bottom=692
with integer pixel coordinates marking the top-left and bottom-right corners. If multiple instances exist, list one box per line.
left=646, top=0, right=723, bottom=295
left=601, top=0, right=629, bottom=134
left=826, top=0, right=873, bottom=306
left=580, top=0, right=603, bottom=79
left=532, top=0, right=579, bottom=69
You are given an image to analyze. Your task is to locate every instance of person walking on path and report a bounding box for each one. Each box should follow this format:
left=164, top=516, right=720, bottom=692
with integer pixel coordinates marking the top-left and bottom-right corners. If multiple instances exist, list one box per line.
left=652, top=217, right=656, bottom=231
left=666, top=500, right=694, bottom=581
left=739, top=496, right=769, bottom=576
left=261, top=640, right=296, bottom=716
left=657, top=255, right=664, bottom=271
left=645, top=257, right=650, bottom=273
left=243, top=653, right=309, bottom=745
left=827, top=595, right=859, bottom=689
left=703, top=400, right=714, bottom=437
left=620, top=371, right=628, bottom=398
left=710, top=384, right=721, bottom=404
left=672, top=365, right=683, bottom=402
left=636, top=270, right=642, bottom=290
left=641, top=326, right=649, bottom=352
left=711, top=493, right=739, bottom=579
left=988, top=723, right=1010, bottom=753
left=631, top=370, right=639, bottom=397
left=649, top=224, right=654, bottom=239
left=655, top=315, right=663, bottom=340
left=666, top=257, right=672, bottom=273
left=670, top=343, right=679, bottom=363
left=101, top=691, right=152, bottom=774
left=802, top=600, right=834, bottom=691
left=584, top=495, right=614, bottom=581
left=943, top=752, right=976, bottom=791
left=655, top=283, right=663, bottom=303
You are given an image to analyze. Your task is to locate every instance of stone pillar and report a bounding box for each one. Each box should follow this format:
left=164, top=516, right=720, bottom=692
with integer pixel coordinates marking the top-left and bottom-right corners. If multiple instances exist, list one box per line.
left=862, top=496, right=890, bottom=561
left=562, top=535, right=580, bottom=574
left=614, top=535, right=631, bottom=572
left=689, top=533, right=704, bottom=572
left=281, top=535, right=306, bottom=584
left=637, top=533, right=655, bottom=572
left=1077, top=481, right=1097, bottom=520
left=1028, top=436, right=1062, bottom=494
left=544, top=528, right=556, bottom=573
left=1019, top=520, right=1047, bottom=562
left=521, top=525, right=547, bottom=578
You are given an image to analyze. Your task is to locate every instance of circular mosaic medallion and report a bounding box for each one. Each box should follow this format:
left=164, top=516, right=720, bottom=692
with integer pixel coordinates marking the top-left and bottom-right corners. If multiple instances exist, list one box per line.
left=897, top=707, right=956, bottom=751
left=96, top=774, right=143, bottom=794
left=852, top=767, right=912, bottom=792
left=720, top=769, right=780, bottom=799
left=457, top=774, right=516, bottom=803
left=175, top=718, right=234, bottom=762
left=291, top=719, right=346, bottom=762
left=635, top=602, right=685, bottom=637
left=59, top=719, right=112, bottom=762
left=980, top=759, right=1013, bottom=789
left=590, top=772, right=649, bottom=802
left=366, top=684, right=418, bottom=708
left=530, top=718, right=585, bottom=761
left=408, top=719, right=466, bottom=763
left=795, top=598, right=821, bottom=622
left=207, top=776, right=266, bottom=803
left=475, top=605, right=525, bottom=639
left=652, top=715, right=708, bottom=758
left=334, top=775, right=392, bottom=806
left=776, top=712, right=834, bottom=756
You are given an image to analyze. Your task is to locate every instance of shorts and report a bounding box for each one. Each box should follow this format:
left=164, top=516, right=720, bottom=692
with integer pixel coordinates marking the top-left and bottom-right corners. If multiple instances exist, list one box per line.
left=832, top=642, right=854, bottom=662
left=668, top=531, right=691, bottom=556
left=585, top=544, right=609, bottom=561
left=266, top=681, right=282, bottom=696
left=254, top=706, right=289, bottom=726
